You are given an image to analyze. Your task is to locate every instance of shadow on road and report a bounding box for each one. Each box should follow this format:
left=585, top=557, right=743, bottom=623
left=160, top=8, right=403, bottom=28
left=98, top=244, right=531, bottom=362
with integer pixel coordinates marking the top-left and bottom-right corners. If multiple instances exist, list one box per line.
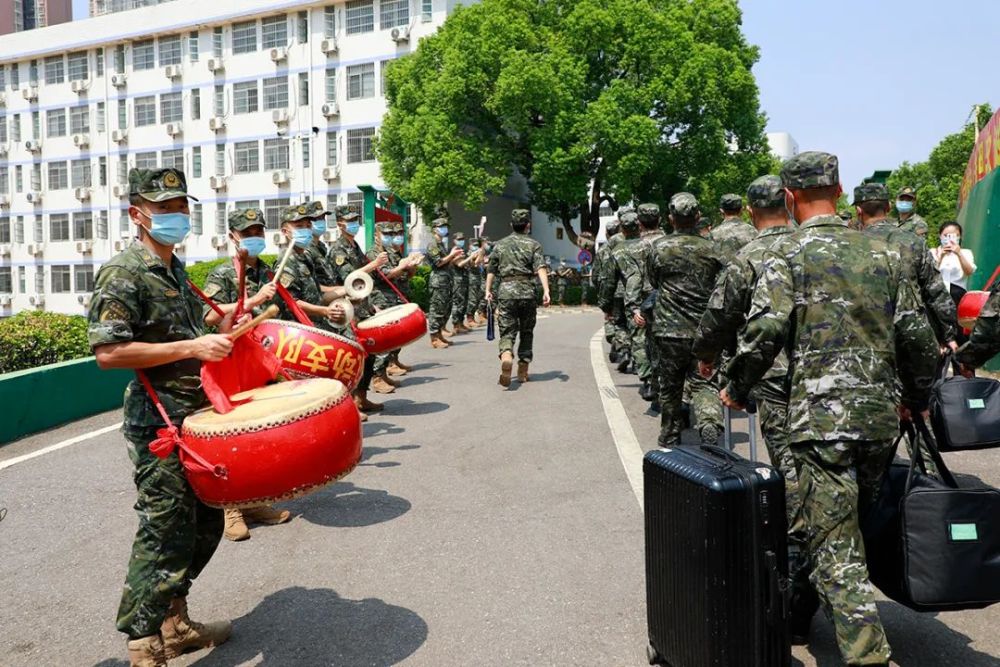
left=360, top=443, right=421, bottom=469
left=290, top=481, right=411, bottom=528
left=188, top=586, right=427, bottom=666
left=405, top=361, right=449, bottom=371
left=527, top=370, right=570, bottom=383
left=381, top=399, right=450, bottom=416
left=363, top=421, right=405, bottom=439
left=399, top=375, right=443, bottom=387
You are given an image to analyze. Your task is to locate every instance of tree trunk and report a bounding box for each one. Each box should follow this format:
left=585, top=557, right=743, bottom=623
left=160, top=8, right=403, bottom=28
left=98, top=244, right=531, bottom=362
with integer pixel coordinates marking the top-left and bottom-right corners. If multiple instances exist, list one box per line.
left=558, top=203, right=579, bottom=247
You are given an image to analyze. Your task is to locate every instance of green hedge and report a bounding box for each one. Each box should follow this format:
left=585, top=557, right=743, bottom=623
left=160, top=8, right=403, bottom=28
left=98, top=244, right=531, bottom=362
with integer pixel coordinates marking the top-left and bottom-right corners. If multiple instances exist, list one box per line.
left=0, top=311, right=92, bottom=374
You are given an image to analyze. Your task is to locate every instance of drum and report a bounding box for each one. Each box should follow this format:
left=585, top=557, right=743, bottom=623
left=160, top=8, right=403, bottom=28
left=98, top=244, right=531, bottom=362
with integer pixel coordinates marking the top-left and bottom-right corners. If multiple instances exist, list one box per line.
left=181, top=378, right=362, bottom=508
left=256, top=319, right=366, bottom=390
left=958, top=290, right=991, bottom=333
left=355, top=303, right=428, bottom=354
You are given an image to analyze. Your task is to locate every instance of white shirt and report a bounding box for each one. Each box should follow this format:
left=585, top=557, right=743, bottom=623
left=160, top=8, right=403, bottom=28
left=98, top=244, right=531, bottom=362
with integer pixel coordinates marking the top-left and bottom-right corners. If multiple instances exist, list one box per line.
left=930, top=247, right=976, bottom=289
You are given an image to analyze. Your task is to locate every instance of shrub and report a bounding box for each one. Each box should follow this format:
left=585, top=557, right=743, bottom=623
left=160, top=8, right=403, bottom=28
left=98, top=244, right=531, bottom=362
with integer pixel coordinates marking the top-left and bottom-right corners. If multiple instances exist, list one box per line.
left=0, top=311, right=92, bottom=374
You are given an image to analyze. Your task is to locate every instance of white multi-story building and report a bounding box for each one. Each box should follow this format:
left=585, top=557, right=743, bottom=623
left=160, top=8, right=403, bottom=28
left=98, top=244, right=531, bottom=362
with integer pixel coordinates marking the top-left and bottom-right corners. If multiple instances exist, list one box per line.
left=766, top=132, right=799, bottom=162
left=0, top=0, right=453, bottom=317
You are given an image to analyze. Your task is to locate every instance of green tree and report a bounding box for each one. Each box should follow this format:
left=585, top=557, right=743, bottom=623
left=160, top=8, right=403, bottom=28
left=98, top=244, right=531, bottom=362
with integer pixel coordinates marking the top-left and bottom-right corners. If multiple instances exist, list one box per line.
left=377, top=0, right=774, bottom=242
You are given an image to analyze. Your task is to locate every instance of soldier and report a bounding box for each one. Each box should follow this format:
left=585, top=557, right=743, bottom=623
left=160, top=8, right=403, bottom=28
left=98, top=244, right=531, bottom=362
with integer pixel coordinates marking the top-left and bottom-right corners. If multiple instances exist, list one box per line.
left=722, top=152, right=938, bottom=665
left=465, top=237, right=486, bottom=327
left=957, top=286, right=1000, bottom=373
left=598, top=210, right=636, bottom=371
left=387, top=221, right=420, bottom=373
left=367, top=222, right=405, bottom=393
left=556, top=258, right=573, bottom=305
left=88, top=168, right=233, bottom=666
left=450, top=231, right=472, bottom=334
left=649, top=193, right=725, bottom=447
left=202, top=208, right=291, bottom=542
left=425, top=218, right=463, bottom=348
left=593, top=218, right=620, bottom=352
left=894, top=185, right=929, bottom=237
left=625, top=203, right=667, bottom=401
left=577, top=232, right=596, bottom=306
left=485, top=209, right=550, bottom=386
left=302, top=201, right=338, bottom=288
left=603, top=213, right=641, bottom=374
left=710, top=193, right=757, bottom=264
left=691, top=176, right=816, bottom=631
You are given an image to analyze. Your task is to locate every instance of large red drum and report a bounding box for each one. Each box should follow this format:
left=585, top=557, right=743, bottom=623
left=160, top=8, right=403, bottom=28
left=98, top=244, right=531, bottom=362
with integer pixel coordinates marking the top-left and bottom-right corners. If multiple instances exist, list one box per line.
left=181, top=379, right=362, bottom=508
left=958, top=290, right=991, bottom=333
left=256, top=319, right=366, bottom=390
left=355, top=303, right=428, bottom=354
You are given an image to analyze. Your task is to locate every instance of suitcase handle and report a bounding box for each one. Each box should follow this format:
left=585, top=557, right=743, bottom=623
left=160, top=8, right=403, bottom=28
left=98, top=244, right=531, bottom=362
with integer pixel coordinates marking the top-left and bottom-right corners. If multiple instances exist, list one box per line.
left=697, top=445, right=744, bottom=465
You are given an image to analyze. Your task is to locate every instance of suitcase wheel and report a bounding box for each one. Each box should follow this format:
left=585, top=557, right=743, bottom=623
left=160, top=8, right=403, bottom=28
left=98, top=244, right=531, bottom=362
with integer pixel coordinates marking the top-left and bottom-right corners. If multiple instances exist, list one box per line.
left=646, top=643, right=664, bottom=665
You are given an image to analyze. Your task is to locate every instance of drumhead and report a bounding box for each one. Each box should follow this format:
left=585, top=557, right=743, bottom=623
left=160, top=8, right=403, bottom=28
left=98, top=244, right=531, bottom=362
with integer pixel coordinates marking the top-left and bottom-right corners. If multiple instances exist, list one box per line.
left=184, top=378, right=349, bottom=436
left=258, top=319, right=364, bottom=352
left=357, top=303, right=420, bottom=329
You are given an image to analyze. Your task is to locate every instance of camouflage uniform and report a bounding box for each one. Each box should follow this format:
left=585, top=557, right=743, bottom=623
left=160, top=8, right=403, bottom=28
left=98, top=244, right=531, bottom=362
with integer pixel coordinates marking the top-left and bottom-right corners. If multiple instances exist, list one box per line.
left=425, top=219, right=453, bottom=335
left=467, top=240, right=485, bottom=319
left=605, top=216, right=642, bottom=373
left=593, top=221, right=620, bottom=343
left=87, top=168, right=224, bottom=639
left=556, top=261, right=572, bottom=304
left=649, top=193, right=724, bottom=446
left=598, top=212, right=634, bottom=358
left=450, top=232, right=470, bottom=326
left=623, top=204, right=666, bottom=389
left=328, top=205, right=376, bottom=390
left=202, top=208, right=275, bottom=317
left=710, top=194, right=757, bottom=264
left=488, top=209, right=545, bottom=361
left=894, top=186, right=929, bottom=237
left=957, top=286, right=1000, bottom=368
left=367, top=222, right=405, bottom=375
left=725, top=153, right=939, bottom=666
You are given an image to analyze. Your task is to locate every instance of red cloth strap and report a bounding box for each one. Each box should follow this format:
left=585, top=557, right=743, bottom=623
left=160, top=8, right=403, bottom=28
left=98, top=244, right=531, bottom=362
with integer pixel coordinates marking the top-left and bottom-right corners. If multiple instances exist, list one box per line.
left=186, top=279, right=226, bottom=318
left=984, top=264, right=1000, bottom=292
left=375, top=266, right=410, bottom=304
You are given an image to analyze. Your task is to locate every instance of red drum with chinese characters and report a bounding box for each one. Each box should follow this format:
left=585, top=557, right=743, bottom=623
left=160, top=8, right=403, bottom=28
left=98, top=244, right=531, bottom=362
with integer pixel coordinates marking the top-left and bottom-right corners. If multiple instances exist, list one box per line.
left=355, top=303, right=428, bottom=355
left=958, top=290, right=990, bottom=333
left=256, top=319, right=366, bottom=390
left=181, top=378, right=362, bottom=509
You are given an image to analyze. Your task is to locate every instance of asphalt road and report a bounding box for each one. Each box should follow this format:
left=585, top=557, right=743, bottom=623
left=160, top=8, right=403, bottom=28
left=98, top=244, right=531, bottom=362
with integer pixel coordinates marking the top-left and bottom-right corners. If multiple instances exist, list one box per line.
left=1, top=307, right=999, bottom=666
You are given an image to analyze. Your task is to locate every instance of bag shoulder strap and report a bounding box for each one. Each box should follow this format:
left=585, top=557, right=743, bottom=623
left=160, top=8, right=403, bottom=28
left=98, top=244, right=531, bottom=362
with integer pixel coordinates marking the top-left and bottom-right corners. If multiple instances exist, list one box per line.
left=910, top=418, right=959, bottom=489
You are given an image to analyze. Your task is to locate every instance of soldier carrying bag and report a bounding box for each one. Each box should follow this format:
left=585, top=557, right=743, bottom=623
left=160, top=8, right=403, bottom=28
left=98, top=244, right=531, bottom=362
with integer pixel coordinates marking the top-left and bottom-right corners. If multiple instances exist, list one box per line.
left=929, top=354, right=1000, bottom=451
left=862, top=419, right=1000, bottom=612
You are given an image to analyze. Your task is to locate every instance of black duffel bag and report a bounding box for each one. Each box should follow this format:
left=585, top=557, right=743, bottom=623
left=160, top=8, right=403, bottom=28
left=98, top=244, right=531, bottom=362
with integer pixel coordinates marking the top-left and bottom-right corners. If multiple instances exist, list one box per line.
left=930, top=356, right=1000, bottom=451
left=863, top=419, right=1000, bottom=612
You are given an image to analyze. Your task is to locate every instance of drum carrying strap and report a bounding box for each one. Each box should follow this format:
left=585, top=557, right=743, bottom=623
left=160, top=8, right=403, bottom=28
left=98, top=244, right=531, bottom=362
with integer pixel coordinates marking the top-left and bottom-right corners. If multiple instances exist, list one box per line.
left=136, top=370, right=228, bottom=479
left=374, top=265, right=411, bottom=304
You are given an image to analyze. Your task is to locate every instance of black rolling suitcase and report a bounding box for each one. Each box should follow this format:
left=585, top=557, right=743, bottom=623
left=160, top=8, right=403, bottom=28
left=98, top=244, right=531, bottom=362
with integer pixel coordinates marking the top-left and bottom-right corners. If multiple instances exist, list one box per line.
left=643, top=446, right=790, bottom=666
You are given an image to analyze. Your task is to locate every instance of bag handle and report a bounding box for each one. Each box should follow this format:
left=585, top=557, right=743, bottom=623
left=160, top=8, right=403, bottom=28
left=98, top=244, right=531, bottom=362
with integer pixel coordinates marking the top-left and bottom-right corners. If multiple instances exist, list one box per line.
left=905, top=418, right=958, bottom=491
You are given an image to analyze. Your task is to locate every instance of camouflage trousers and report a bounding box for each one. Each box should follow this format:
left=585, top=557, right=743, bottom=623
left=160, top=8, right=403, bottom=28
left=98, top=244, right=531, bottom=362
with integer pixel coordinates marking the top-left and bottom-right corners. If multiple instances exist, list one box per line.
left=628, top=317, right=651, bottom=382
left=656, top=337, right=722, bottom=447
left=557, top=283, right=566, bottom=304
left=451, top=273, right=469, bottom=325
left=467, top=277, right=483, bottom=318
left=497, top=297, right=538, bottom=362
left=791, top=439, right=894, bottom=665
left=610, top=298, right=630, bottom=353
left=580, top=282, right=591, bottom=305
left=117, top=425, right=224, bottom=639
left=427, top=277, right=453, bottom=334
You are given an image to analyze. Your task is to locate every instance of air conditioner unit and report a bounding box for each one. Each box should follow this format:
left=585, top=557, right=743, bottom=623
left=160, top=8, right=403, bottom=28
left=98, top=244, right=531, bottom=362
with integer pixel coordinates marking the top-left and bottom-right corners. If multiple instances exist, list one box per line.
left=0, top=244, right=10, bottom=255
left=211, top=235, right=228, bottom=249
left=207, top=57, right=224, bottom=72
left=271, top=109, right=290, bottom=124
left=25, top=139, right=42, bottom=153
left=22, top=86, right=38, bottom=101
left=76, top=240, right=94, bottom=253
left=209, top=175, right=227, bottom=191
left=0, top=295, right=12, bottom=307
left=112, top=184, right=127, bottom=198
left=322, top=165, right=341, bottom=181
left=273, top=232, right=288, bottom=246
left=0, top=195, right=9, bottom=208
left=269, top=47, right=288, bottom=63
left=28, top=243, right=45, bottom=255
left=208, top=116, right=226, bottom=132
left=390, top=26, right=410, bottom=43
left=320, top=38, right=338, bottom=54
left=272, top=169, right=290, bottom=185
left=30, top=295, right=45, bottom=306
left=75, top=187, right=91, bottom=201
left=77, top=294, right=91, bottom=306
left=111, top=73, right=127, bottom=87
left=26, top=191, right=43, bottom=204
left=164, top=64, right=182, bottom=79
left=165, top=122, right=182, bottom=137
left=70, top=79, right=89, bottom=94
left=73, top=133, right=90, bottom=148
left=174, top=241, right=186, bottom=253
left=322, top=102, right=339, bottom=118
left=112, top=129, right=127, bottom=143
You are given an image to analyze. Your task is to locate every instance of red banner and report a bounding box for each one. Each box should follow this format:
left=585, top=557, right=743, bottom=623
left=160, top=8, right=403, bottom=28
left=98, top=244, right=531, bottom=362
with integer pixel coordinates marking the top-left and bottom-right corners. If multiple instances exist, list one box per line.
left=960, top=108, right=1000, bottom=208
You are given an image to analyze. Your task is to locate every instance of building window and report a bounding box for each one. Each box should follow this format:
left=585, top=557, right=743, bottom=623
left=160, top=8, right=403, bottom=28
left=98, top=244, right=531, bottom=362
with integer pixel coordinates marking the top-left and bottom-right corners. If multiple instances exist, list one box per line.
left=114, top=45, right=126, bottom=73
left=380, top=0, right=409, bottom=29
left=235, top=199, right=260, bottom=210
left=0, top=117, right=6, bottom=144
left=262, top=76, right=288, bottom=110
left=0, top=167, right=7, bottom=194
left=190, top=89, right=201, bottom=120
left=67, top=52, right=88, bottom=81
left=117, top=156, right=129, bottom=185
left=192, top=147, right=202, bottom=177
left=134, top=96, right=156, bottom=126
left=48, top=162, right=69, bottom=190
left=15, top=166, right=22, bottom=193
left=96, top=102, right=106, bottom=132
left=70, top=106, right=90, bottom=134
left=35, top=267, right=45, bottom=294
left=160, top=92, right=183, bottom=123
left=0, top=219, right=9, bottom=244
left=31, top=164, right=41, bottom=191
left=98, top=157, right=107, bottom=186
left=0, top=65, right=5, bottom=89
left=46, top=109, right=67, bottom=137
left=261, top=15, right=288, bottom=49
left=324, top=6, right=336, bottom=37
left=325, top=69, right=336, bottom=102
left=232, top=20, right=258, bottom=54
left=10, top=63, right=19, bottom=87
left=347, top=191, right=364, bottom=214
left=52, top=265, right=72, bottom=293
left=347, top=63, right=375, bottom=100
left=301, top=137, right=311, bottom=168
left=11, top=115, right=20, bottom=142
left=71, top=159, right=91, bottom=188
left=215, top=144, right=226, bottom=176
left=298, top=11, right=309, bottom=43
left=95, top=48, right=105, bottom=76
left=298, top=72, right=309, bottom=105
left=34, top=216, right=44, bottom=242
left=159, top=35, right=182, bottom=66
left=44, top=55, right=65, bottom=84
left=161, top=149, right=184, bottom=171
left=265, top=198, right=290, bottom=229
left=326, top=132, right=338, bottom=164
left=346, top=0, right=374, bottom=34
left=422, top=0, right=432, bottom=22
left=213, top=84, right=225, bottom=116
left=212, top=27, right=224, bottom=58
left=15, top=216, right=24, bottom=243
left=135, top=152, right=158, bottom=170
left=31, top=111, right=40, bottom=140
left=119, top=209, right=130, bottom=235
left=74, top=265, right=95, bottom=292
left=0, top=268, right=10, bottom=294
left=191, top=203, right=203, bottom=235
left=189, top=31, right=199, bottom=62
left=133, top=39, right=155, bottom=70
left=233, top=81, right=258, bottom=114
left=264, top=139, right=290, bottom=170
left=73, top=212, right=93, bottom=239
left=117, top=98, right=127, bottom=129
left=215, top=206, right=226, bottom=234
left=29, top=60, right=39, bottom=85
left=50, top=214, right=70, bottom=241
left=97, top=210, right=109, bottom=239
left=234, top=141, right=260, bottom=173
left=347, top=127, right=376, bottom=163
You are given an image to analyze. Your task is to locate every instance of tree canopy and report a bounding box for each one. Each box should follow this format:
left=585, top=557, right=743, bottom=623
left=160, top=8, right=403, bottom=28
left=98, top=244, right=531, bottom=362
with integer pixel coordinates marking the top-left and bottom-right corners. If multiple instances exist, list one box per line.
left=377, top=0, right=774, bottom=240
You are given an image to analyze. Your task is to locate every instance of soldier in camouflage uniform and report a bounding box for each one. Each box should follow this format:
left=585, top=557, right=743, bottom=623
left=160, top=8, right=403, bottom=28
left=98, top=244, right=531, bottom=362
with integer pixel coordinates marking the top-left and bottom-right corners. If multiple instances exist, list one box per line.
left=692, top=175, right=817, bottom=629
left=88, top=168, right=233, bottom=666
left=893, top=185, right=929, bottom=238
left=624, top=203, right=667, bottom=401
left=450, top=231, right=472, bottom=333
left=366, top=222, right=404, bottom=393
left=385, top=221, right=420, bottom=373
left=958, top=286, right=1000, bottom=371
left=465, top=237, right=486, bottom=326
left=277, top=205, right=350, bottom=330
left=723, top=152, right=938, bottom=665
left=593, top=218, right=620, bottom=349
left=486, top=209, right=549, bottom=386
left=425, top=218, right=463, bottom=348
left=555, top=259, right=572, bottom=305
left=598, top=211, right=637, bottom=371
left=649, top=193, right=724, bottom=447
left=299, top=201, right=337, bottom=288
left=710, top=193, right=757, bottom=264
left=604, top=213, right=641, bottom=374
left=202, top=207, right=290, bottom=542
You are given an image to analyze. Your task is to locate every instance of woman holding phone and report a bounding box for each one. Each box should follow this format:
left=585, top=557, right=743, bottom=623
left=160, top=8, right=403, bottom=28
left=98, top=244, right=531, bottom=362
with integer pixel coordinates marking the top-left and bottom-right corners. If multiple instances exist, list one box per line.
left=931, top=221, right=977, bottom=293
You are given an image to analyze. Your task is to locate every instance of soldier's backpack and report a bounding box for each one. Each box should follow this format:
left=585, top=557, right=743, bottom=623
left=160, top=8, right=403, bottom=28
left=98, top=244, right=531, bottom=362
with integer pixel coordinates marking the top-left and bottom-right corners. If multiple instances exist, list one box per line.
left=929, top=357, right=1000, bottom=451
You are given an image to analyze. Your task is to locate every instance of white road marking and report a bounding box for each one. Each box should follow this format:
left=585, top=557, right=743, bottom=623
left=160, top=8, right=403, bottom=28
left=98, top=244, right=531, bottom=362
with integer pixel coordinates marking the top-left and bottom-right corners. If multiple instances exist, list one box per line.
left=0, top=422, right=122, bottom=471
left=589, top=330, right=644, bottom=510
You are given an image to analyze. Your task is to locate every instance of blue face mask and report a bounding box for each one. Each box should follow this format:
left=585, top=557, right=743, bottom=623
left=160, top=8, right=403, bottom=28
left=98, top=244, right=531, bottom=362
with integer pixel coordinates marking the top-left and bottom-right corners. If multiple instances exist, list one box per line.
left=456, top=240, right=465, bottom=249
left=312, top=220, right=327, bottom=235
left=380, top=234, right=393, bottom=246
left=896, top=200, right=914, bottom=213
left=437, top=227, right=449, bottom=238
left=392, top=235, right=405, bottom=246
left=344, top=222, right=361, bottom=236
left=144, top=212, right=190, bottom=246
left=239, top=237, right=266, bottom=257
left=292, top=228, right=313, bottom=248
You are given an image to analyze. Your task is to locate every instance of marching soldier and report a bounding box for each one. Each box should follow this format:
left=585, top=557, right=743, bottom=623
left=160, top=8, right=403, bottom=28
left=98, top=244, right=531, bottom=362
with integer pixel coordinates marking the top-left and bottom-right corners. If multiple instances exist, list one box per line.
left=465, top=237, right=486, bottom=327
left=88, top=168, right=233, bottom=666
left=425, top=218, right=463, bottom=348
left=593, top=218, right=620, bottom=352
left=450, top=232, right=472, bottom=334
left=710, top=193, right=757, bottom=264
left=485, top=209, right=550, bottom=386
left=603, top=213, right=641, bottom=374
left=625, top=203, right=667, bottom=401
left=722, top=152, right=938, bottom=665
left=894, top=185, right=929, bottom=238
left=556, top=259, right=574, bottom=306
left=598, top=211, right=635, bottom=371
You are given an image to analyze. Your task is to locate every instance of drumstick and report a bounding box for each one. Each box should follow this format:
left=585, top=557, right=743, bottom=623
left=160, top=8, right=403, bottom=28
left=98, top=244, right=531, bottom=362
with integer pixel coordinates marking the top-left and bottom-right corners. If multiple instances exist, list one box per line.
left=229, top=305, right=280, bottom=340
left=269, top=241, right=297, bottom=287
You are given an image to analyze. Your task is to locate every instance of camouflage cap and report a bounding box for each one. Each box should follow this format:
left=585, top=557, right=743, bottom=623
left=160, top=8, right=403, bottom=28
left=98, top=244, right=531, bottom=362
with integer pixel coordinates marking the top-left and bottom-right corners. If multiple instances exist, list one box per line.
left=897, top=185, right=917, bottom=199
left=839, top=211, right=853, bottom=221
left=619, top=210, right=640, bottom=229
left=719, top=193, right=743, bottom=211
left=605, top=218, right=621, bottom=235
left=431, top=217, right=449, bottom=228
left=853, top=182, right=890, bottom=204
left=616, top=206, right=634, bottom=222
left=282, top=203, right=315, bottom=223
left=637, top=203, right=661, bottom=223
left=453, top=231, right=466, bottom=240
left=376, top=221, right=394, bottom=233
left=334, top=204, right=359, bottom=221
left=228, top=207, right=266, bottom=232
left=746, top=175, right=786, bottom=209
left=780, top=151, right=839, bottom=190
left=128, top=167, right=198, bottom=202
left=511, top=209, right=531, bottom=224
left=669, top=192, right=700, bottom=217
left=307, top=200, right=330, bottom=218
